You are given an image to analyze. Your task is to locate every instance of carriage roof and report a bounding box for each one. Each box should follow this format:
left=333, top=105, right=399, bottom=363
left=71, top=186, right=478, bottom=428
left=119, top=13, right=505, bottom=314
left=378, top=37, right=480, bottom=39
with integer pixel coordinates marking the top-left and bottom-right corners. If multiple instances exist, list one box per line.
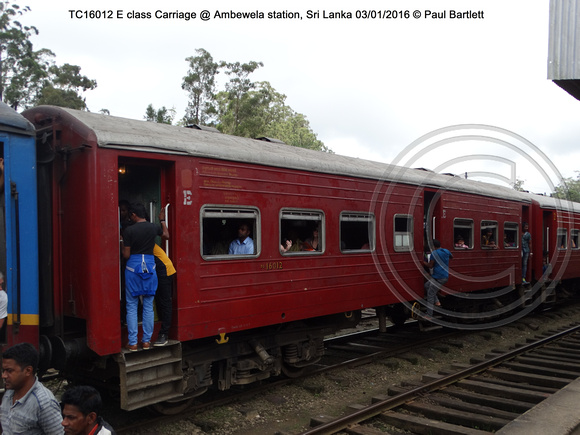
left=24, top=106, right=538, bottom=204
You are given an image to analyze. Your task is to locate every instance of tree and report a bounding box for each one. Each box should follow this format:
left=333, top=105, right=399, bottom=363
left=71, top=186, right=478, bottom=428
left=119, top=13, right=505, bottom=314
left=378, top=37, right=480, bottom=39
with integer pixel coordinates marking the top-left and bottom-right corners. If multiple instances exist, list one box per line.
left=512, top=178, right=526, bottom=192
left=266, top=111, right=331, bottom=153
left=3, top=46, right=52, bottom=109
left=0, top=2, right=96, bottom=110
left=0, top=1, right=45, bottom=108
left=144, top=104, right=175, bottom=124
left=216, top=80, right=331, bottom=152
left=182, top=49, right=331, bottom=152
left=553, top=172, right=580, bottom=202
left=217, top=59, right=263, bottom=135
left=182, top=48, right=219, bottom=126
left=35, top=63, right=96, bottom=109
left=215, top=79, right=275, bottom=137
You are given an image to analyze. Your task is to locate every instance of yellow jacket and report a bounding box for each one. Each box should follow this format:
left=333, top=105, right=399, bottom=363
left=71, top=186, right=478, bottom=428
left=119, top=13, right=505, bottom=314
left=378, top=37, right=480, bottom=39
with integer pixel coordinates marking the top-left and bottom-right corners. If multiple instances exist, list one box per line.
left=153, top=244, right=176, bottom=276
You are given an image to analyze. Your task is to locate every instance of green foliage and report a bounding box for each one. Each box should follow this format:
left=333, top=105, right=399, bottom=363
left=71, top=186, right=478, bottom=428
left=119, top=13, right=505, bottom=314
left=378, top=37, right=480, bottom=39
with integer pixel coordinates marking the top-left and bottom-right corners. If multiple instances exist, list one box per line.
left=553, top=172, right=580, bottom=202
left=36, top=85, right=86, bottom=110
left=218, top=59, right=263, bottom=134
left=144, top=104, right=175, bottom=124
left=0, top=2, right=44, bottom=108
left=0, top=2, right=96, bottom=110
left=182, top=49, right=330, bottom=152
left=266, top=111, right=331, bottom=152
left=182, top=48, right=219, bottom=126
left=49, top=63, right=95, bottom=90
left=216, top=81, right=329, bottom=152
left=512, top=178, right=526, bottom=192
left=36, top=63, right=96, bottom=109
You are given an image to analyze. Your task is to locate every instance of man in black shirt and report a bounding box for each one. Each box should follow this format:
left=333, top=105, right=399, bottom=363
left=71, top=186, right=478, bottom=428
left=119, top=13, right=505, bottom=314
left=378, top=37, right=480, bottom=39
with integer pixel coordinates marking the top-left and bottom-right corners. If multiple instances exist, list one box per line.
left=122, top=203, right=168, bottom=351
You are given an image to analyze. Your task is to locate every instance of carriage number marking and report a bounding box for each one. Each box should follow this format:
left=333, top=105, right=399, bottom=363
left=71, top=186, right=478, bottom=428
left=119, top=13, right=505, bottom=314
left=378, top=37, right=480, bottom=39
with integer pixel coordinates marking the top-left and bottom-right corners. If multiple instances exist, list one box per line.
left=261, top=262, right=283, bottom=270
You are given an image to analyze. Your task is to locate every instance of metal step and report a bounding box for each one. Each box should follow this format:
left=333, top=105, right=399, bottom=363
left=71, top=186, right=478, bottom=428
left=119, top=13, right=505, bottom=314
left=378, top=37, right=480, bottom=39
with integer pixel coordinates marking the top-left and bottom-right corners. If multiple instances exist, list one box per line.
left=114, top=341, right=184, bottom=411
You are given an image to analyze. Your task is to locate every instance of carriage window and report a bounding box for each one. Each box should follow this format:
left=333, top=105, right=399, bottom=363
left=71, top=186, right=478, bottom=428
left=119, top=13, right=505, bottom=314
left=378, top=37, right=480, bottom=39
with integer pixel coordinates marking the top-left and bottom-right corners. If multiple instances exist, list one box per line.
left=503, top=222, right=519, bottom=249
left=572, top=229, right=579, bottom=250
left=393, top=215, right=413, bottom=252
left=481, top=220, right=498, bottom=248
left=340, top=212, right=375, bottom=252
left=201, top=206, right=260, bottom=259
left=454, top=218, right=473, bottom=249
left=557, top=228, right=568, bottom=250
left=280, top=209, right=324, bottom=254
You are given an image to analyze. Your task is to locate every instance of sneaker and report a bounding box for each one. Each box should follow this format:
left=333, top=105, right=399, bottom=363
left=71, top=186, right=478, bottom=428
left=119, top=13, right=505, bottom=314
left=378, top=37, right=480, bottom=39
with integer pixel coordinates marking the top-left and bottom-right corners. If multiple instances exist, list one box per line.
left=522, top=279, right=529, bottom=284
left=142, top=342, right=151, bottom=350
left=127, top=344, right=138, bottom=352
left=154, top=334, right=168, bottom=347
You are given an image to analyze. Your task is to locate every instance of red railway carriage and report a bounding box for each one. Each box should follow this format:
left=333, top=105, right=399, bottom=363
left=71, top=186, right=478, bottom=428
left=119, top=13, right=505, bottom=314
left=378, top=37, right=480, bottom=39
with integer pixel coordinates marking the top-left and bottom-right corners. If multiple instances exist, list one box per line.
left=435, top=189, right=528, bottom=292
left=20, top=105, right=571, bottom=410
left=532, top=196, right=580, bottom=283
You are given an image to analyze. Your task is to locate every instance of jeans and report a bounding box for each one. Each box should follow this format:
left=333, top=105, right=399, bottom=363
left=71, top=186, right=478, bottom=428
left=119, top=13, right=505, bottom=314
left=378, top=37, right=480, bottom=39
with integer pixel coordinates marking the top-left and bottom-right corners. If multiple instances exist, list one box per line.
left=126, top=290, right=154, bottom=345
left=522, top=251, right=530, bottom=281
left=425, top=277, right=448, bottom=316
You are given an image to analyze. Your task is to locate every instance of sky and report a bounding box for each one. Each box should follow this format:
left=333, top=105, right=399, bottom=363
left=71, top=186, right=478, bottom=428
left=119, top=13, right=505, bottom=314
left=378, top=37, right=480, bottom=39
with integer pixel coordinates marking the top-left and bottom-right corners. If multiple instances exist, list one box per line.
left=20, top=0, right=580, bottom=194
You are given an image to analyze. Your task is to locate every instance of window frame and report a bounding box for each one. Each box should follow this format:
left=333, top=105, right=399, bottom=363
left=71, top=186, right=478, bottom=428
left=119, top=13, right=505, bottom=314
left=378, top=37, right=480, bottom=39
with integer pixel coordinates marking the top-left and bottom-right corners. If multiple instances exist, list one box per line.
left=557, top=228, right=568, bottom=250
left=453, top=218, right=474, bottom=250
left=393, top=214, right=414, bottom=252
left=571, top=229, right=579, bottom=250
left=339, top=211, right=376, bottom=253
left=480, top=220, right=498, bottom=249
left=200, top=205, right=260, bottom=260
left=279, top=208, right=325, bottom=255
left=503, top=222, right=519, bottom=249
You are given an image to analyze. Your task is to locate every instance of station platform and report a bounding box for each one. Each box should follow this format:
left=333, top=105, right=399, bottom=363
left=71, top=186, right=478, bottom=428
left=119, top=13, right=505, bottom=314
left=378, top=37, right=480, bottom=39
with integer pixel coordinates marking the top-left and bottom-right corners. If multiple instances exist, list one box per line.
left=496, top=377, right=580, bottom=434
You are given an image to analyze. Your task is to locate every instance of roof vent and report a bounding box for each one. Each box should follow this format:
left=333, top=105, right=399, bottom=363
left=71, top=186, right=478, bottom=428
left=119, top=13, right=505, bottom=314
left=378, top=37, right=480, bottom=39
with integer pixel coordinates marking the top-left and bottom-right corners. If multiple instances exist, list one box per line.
left=256, top=137, right=286, bottom=144
left=185, top=124, right=221, bottom=133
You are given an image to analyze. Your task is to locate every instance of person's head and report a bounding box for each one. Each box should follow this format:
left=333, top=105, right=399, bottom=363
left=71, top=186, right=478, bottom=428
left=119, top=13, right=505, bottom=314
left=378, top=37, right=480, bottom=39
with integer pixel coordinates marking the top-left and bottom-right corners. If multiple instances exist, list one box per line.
left=237, top=223, right=251, bottom=239
left=433, top=239, right=441, bottom=249
left=119, top=199, right=130, bottom=221
left=129, top=203, right=148, bottom=221
left=0, top=270, right=4, bottom=289
left=456, top=236, right=464, bottom=244
left=523, top=222, right=529, bottom=231
left=2, top=342, right=39, bottom=392
left=61, top=386, right=103, bottom=435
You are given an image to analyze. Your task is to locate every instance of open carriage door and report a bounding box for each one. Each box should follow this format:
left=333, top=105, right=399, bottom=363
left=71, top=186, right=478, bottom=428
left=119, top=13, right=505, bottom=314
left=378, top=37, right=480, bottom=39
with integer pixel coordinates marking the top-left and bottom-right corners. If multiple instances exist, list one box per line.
left=423, top=189, right=442, bottom=253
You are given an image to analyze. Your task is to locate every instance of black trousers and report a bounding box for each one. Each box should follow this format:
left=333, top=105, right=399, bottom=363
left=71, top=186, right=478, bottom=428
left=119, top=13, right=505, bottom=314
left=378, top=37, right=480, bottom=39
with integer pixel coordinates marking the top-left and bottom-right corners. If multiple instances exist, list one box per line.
left=155, top=273, right=174, bottom=335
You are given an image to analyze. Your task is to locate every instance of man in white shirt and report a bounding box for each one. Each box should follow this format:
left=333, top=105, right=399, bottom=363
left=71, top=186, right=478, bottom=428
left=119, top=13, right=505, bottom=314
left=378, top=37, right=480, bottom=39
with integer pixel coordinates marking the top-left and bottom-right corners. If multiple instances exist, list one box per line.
left=0, top=271, right=7, bottom=329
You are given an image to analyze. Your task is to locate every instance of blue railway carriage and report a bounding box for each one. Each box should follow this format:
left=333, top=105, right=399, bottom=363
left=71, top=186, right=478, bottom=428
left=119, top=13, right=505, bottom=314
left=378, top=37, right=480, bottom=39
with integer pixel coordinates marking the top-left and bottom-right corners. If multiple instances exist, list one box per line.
left=0, top=102, right=40, bottom=349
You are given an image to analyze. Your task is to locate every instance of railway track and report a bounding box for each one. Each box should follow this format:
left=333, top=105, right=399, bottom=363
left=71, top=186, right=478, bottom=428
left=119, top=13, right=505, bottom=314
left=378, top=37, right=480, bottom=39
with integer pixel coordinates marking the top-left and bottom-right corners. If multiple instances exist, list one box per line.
left=107, top=302, right=580, bottom=434
left=114, top=320, right=460, bottom=434
left=302, top=323, right=580, bottom=434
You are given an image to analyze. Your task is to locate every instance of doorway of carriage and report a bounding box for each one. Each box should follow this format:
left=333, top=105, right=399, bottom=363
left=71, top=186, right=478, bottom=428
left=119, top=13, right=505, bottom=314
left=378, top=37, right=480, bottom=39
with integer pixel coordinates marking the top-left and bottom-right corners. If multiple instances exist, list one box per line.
left=423, top=189, right=442, bottom=258
left=117, top=159, right=175, bottom=330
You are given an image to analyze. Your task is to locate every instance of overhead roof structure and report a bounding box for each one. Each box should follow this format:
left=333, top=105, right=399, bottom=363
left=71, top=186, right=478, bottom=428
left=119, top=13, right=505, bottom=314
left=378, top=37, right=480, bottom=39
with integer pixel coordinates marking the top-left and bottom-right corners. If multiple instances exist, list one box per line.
left=548, top=0, right=580, bottom=100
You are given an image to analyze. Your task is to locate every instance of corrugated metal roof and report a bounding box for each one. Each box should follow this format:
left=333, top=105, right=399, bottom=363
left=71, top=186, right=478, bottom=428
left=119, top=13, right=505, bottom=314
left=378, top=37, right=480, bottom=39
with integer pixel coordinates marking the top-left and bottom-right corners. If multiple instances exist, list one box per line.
left=548, top=0, right=580, bottom=99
